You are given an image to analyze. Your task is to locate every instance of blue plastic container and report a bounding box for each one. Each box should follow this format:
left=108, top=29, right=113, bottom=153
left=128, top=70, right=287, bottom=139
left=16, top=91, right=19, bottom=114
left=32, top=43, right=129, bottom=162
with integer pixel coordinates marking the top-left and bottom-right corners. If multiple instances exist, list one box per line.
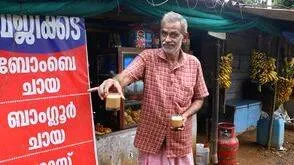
left=256, top=118, right=284, bottom=149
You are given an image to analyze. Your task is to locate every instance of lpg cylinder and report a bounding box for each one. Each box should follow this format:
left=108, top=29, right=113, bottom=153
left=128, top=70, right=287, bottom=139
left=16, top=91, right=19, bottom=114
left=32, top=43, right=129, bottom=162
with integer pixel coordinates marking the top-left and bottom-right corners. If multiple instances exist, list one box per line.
left=218, top=122, right=239, bottom=165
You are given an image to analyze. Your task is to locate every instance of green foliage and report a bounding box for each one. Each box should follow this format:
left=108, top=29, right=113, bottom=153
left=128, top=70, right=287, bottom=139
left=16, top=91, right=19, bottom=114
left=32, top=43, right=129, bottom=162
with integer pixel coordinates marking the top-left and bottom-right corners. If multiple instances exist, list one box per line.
left=243, top=0, right=260, bottom=4
left=275, top=0, right=294, bottom=7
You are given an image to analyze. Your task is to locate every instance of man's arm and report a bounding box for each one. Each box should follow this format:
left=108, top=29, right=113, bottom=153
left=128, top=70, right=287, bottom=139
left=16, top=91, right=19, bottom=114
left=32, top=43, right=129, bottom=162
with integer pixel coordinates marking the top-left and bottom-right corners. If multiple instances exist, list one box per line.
left=88, top=71, right=132, bottom=100
left=182, top=98, right=204, bottom=123
left=181, top=59, right=208, bottom=123
left=88, top=52, right=145, bottom=100
left=88, top=52, right=146, bottom=100
left=113, top=71, right=132, bottom=88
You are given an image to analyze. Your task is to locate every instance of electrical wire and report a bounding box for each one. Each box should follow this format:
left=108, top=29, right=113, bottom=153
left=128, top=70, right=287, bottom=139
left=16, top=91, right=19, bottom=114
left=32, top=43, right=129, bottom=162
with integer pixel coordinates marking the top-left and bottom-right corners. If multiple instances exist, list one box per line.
left=175, top=0, right=179, bottom=7
left=116, top=0, right=120, bottom=16
left=204, top=0, right=219, bottom=9
left=185, top=0, right=199, bottom=9
left=186, top=0, right=190, bottom=8
left=146, top=0, right=169, bottom=6
left=190, top=0, right=199, bottom=9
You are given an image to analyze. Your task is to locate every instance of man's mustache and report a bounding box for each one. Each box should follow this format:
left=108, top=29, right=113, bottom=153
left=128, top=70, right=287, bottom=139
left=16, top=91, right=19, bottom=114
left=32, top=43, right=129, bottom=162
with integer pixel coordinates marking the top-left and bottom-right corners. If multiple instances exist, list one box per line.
left=162, top=42, right=175, bottom=47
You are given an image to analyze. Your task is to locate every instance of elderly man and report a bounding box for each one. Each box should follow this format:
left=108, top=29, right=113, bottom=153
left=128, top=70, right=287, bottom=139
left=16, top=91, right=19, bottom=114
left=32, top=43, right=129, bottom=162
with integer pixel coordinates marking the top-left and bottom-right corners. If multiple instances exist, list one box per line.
left=90, top=11, right=209, bottom=165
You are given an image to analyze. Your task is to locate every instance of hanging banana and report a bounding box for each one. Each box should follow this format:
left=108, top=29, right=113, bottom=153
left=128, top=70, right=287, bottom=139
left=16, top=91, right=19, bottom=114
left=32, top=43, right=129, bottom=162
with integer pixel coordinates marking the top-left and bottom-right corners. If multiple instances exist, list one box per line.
left=250, top=50, right=278, bottom=85
left=219, top=53, right=233, bottom=89
left=276, top=57, right=294, bottom=106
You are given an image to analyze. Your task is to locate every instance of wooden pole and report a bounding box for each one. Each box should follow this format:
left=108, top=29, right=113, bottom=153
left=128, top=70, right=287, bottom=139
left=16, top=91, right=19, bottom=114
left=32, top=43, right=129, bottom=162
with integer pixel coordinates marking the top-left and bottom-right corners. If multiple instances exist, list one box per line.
left=222, top=41, right=226, bottom=114
left=211, top=39, right=221, bottom=164
left=267, top=37, right=280, bottom=149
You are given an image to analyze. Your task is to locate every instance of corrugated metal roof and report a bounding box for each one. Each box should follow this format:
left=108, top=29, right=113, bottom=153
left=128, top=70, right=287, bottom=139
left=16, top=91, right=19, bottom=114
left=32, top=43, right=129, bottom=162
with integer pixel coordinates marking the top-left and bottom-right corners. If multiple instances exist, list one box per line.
left=239, top=6, right=294, bottom=21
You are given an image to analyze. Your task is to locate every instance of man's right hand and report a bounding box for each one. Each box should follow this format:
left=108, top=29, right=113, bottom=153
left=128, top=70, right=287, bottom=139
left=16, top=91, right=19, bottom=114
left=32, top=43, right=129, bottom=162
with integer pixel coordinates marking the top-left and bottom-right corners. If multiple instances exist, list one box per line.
left=88, top=78, right=125, bottom=100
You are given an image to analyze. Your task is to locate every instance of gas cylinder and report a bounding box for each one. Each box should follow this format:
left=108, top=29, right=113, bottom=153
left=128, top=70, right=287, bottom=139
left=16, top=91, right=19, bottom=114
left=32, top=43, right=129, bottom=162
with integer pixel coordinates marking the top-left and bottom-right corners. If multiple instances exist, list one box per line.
left=217, top=122, right=239, bottom=165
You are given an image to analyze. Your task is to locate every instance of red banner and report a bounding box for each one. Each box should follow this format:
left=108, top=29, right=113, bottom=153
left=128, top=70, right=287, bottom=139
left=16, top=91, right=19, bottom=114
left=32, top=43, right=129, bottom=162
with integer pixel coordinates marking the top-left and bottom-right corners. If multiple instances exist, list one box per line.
left=0, top=15, right=97, bottom=164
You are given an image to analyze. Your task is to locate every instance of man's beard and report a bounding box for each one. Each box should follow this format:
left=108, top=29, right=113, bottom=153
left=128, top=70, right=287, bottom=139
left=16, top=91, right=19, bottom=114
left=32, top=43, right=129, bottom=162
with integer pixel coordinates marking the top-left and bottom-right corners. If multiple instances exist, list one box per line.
left=162, top=42, right=182, bottom=56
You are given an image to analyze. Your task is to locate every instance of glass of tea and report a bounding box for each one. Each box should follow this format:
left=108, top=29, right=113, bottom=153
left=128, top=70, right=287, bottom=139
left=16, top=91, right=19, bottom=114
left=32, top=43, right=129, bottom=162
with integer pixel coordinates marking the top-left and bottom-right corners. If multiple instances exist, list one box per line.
left=105, top=93, right=121, bottom=111
left=170, top=115, right=184, bottom=128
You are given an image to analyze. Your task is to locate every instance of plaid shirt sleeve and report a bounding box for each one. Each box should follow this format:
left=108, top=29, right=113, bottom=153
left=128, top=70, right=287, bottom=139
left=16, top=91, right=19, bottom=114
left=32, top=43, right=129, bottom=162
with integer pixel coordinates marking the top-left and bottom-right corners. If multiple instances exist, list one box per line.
left=121, top=51, right=146, bottom=85
left=193, top=61, right=209, bottom=99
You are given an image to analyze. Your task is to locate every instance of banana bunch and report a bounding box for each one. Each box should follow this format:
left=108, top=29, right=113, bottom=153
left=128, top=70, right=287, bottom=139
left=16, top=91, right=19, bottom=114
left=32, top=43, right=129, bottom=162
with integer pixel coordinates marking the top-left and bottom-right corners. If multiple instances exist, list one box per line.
left=282, top=57, right=294, bottom=79
left=277, top=57, right=294, bottom=105
left=250, top=50, right=278, bottom=85
left=277, top=77, right=294, bottom=105
left=219, top=53, right=233, bottom=89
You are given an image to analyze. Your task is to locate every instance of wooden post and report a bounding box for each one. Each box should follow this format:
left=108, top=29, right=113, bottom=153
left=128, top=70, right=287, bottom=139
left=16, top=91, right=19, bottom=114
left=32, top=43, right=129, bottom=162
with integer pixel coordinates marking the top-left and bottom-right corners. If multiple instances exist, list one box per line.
left=222, top=41, right=226, bottom=114
left=211, top=39, right=221, bottom=164
left=267, top=37, right=280, bottom=149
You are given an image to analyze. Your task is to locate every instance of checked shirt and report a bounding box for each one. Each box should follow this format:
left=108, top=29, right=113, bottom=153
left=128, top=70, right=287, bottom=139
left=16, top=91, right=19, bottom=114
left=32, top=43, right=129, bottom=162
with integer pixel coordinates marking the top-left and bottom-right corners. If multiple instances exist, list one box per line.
left=121, top=48, right=209, bottom=157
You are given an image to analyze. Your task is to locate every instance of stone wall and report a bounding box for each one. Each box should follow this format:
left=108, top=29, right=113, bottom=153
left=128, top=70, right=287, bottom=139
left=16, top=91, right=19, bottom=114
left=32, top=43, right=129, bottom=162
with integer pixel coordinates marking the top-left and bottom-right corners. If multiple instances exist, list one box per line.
left=96, top=115, right=197, bottom=164
left=96, top=128, right=138, bottom=165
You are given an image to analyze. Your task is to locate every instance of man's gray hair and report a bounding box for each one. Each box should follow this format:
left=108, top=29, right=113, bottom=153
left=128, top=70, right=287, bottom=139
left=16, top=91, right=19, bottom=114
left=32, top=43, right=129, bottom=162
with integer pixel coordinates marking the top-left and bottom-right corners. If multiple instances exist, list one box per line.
left=161, top=11, right=188, bottom=34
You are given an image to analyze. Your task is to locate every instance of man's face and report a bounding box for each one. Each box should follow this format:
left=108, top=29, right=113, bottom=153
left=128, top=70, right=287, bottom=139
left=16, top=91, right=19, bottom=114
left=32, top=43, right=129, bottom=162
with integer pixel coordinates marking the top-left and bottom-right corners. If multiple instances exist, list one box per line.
left=160, top=21, right=184, bottom=56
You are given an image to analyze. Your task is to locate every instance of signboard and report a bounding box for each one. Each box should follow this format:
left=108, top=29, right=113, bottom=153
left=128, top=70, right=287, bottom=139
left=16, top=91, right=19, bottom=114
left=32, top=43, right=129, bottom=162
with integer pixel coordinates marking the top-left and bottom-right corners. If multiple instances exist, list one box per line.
left=0, top=15, right=97, bottom=164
